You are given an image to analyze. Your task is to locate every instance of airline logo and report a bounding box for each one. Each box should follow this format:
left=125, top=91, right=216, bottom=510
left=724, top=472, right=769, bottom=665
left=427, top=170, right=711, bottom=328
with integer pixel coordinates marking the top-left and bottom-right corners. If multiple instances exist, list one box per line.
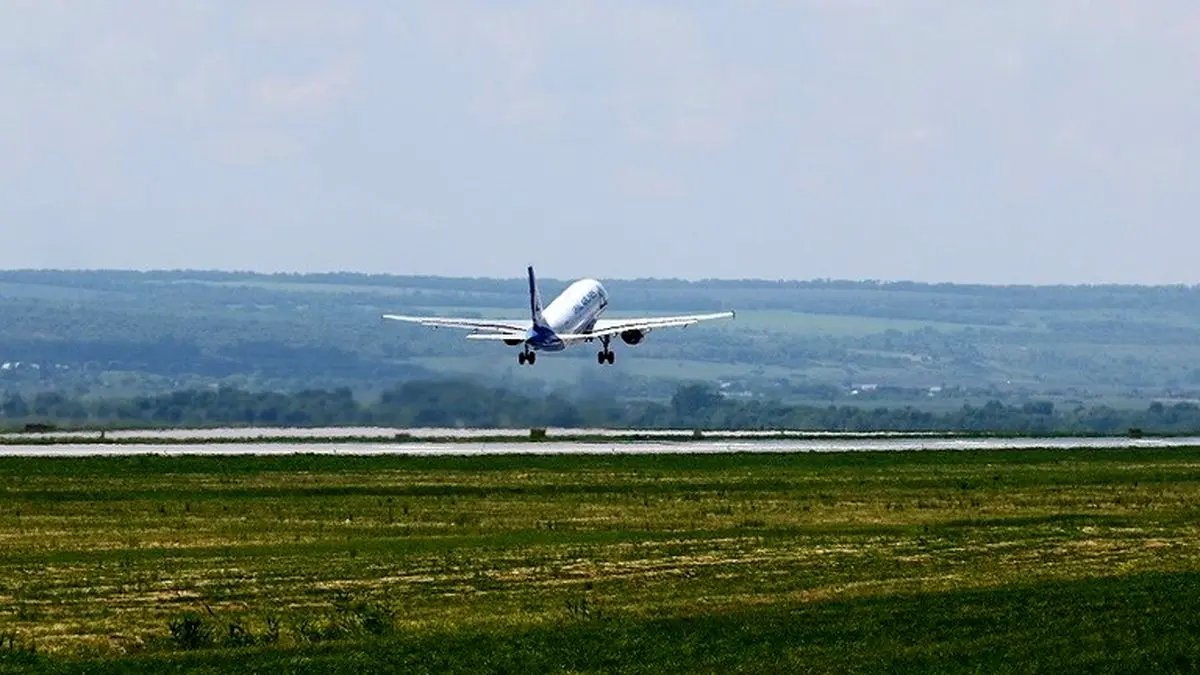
left=572, top=288, right=601, bottom=315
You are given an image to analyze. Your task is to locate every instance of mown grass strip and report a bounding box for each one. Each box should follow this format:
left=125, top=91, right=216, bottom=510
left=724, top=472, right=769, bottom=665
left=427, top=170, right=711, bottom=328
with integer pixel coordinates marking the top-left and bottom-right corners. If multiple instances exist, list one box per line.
left=2, top=446, right=1200, bottom=476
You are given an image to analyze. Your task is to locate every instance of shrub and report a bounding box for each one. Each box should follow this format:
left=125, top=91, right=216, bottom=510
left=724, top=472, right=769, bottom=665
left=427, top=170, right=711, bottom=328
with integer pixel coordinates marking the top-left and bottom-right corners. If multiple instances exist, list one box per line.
left=168, top=613, right=213, bottom=650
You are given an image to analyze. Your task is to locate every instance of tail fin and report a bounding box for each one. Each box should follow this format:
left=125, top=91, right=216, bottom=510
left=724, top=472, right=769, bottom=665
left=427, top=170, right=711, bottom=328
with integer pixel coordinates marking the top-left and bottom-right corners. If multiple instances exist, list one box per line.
left=528, top=266, right=551, bottom=330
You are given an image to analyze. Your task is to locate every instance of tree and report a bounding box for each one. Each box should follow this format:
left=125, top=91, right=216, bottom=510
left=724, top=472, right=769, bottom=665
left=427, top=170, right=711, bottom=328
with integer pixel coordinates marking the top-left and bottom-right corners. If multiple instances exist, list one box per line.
left=670, top=384, right=723, bottom=425
left=1, top=393, right=29, bottom=418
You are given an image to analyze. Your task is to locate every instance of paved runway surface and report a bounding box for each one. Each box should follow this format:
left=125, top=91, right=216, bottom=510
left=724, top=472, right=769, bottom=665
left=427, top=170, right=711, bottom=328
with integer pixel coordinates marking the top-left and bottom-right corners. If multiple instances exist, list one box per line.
left=1, top=435, right=1198, bottom=456
left=0, top=427, right=945, bottom=441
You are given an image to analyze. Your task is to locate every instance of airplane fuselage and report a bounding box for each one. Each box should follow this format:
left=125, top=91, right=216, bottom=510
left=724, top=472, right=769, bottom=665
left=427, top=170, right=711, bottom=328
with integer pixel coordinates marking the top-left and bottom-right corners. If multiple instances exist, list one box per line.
left=528, top=279, right=609, bottom=351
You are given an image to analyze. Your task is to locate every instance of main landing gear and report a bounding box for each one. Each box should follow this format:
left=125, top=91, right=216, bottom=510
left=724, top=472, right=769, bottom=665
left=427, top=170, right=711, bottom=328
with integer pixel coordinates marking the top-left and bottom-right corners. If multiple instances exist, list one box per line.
left=597, top=336, right=615, bottom=365
left=518, top=349, right=536, bottom=365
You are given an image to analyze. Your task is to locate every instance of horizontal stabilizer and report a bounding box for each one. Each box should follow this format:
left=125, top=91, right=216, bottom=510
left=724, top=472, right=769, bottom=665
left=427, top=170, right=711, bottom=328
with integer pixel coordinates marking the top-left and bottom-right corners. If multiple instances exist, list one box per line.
left=465, top=333, right=527, bottom=341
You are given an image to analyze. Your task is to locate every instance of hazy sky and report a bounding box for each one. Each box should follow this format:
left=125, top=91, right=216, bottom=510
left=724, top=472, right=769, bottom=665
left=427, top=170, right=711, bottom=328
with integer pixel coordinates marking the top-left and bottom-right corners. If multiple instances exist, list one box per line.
left=2, top=1, right=1198, bottom=284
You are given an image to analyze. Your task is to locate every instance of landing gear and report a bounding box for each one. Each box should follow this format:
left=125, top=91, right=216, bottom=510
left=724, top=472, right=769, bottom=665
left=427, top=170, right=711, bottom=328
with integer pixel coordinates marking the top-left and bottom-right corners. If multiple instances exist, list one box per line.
left=518, top=349, right=536, bottom=365
left=597, top=336, right=615, bottom=365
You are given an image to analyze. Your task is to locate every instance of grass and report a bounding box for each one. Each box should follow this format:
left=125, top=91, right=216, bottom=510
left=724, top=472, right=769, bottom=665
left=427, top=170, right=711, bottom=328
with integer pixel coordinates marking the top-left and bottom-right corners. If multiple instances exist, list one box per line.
left=1, top=449, right=1199, bottom=672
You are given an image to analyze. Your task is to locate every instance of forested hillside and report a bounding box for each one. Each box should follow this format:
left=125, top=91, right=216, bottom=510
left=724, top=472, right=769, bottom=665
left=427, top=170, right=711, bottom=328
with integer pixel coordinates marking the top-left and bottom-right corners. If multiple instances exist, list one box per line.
left=2, top=269, right=1200, bottom=408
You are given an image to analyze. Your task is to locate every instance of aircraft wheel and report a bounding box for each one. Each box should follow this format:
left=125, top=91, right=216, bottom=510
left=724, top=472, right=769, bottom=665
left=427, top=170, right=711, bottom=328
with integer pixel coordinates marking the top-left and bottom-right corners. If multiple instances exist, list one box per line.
left=606, top=351, right=615, bottom=365
left=597, top=351, right=606, bottom=364
left=528, top=352, right=536, bottom=365
left=518, top=352, right=527, bottom=365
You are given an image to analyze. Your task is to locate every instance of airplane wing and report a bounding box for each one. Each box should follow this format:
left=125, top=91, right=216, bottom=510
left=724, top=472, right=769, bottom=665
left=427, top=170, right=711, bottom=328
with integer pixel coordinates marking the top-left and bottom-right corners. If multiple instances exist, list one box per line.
left=382, top=314, right=530, bottom=334
left=568, top=311, right=736, bottom=339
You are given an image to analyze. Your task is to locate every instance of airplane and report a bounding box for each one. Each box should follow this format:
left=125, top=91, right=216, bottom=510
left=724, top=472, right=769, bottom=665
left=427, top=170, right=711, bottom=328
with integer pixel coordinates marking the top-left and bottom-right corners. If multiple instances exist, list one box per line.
left=382, top=266, right=735, bottom=365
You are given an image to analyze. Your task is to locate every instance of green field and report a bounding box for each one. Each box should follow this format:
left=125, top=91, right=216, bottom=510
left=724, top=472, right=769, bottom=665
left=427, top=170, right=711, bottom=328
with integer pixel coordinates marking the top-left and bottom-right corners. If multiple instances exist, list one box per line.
left=1, top=449, right=1199, bottom=672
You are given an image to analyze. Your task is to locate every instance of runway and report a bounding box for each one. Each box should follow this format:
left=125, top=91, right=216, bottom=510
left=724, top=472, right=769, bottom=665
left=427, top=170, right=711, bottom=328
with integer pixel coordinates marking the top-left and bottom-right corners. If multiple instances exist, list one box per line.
left=0, top=426, right=947, bottom=441
left=1, top=434, right=1198, bottom=457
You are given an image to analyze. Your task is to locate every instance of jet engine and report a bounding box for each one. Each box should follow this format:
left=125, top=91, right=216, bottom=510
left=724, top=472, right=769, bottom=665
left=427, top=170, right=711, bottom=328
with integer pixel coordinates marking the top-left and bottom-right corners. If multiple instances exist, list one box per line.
left=503, top=338, right=523, bottom=346
left=620, top=329, right=647, bottom=345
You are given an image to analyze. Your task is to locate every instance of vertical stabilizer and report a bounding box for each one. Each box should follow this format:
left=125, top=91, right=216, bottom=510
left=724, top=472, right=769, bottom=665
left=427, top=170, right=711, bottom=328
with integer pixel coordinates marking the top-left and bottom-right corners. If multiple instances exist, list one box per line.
left=528, top=266, right=551, bottom=330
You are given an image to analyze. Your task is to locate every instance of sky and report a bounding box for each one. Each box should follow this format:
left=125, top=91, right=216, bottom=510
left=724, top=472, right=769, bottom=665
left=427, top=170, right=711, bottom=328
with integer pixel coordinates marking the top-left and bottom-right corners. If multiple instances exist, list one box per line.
left=1, top=1, right=1198, bottom=285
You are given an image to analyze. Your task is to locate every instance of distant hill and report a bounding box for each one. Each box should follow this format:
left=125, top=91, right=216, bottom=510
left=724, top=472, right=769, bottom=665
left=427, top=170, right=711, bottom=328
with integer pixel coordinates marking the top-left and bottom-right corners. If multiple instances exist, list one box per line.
left=2, top=269, right=1199, bottom=406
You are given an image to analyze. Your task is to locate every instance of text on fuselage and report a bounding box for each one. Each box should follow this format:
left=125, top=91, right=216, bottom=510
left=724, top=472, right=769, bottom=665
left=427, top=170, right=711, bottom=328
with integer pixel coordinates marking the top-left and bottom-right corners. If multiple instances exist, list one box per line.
left=572, top=288, right=601, bottom=315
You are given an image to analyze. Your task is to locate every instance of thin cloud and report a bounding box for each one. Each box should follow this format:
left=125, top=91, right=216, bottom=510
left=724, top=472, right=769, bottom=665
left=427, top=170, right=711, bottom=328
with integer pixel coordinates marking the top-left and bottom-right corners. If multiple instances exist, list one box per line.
left=253, top=60, right=360, bottom=112
left=0, top=1, right=1197, bottom=283
left=612, top=167, right=685, bottom=199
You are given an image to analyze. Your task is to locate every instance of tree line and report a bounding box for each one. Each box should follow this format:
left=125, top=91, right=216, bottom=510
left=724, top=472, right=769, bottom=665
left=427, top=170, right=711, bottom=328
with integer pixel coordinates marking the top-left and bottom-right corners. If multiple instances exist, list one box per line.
left=2, top=381, right=1199, bottom=435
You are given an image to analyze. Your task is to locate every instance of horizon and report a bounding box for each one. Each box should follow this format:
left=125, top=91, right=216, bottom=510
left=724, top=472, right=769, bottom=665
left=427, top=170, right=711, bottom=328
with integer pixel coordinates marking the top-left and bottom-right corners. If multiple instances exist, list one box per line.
left=3, top=266, right=1199, bottom=290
